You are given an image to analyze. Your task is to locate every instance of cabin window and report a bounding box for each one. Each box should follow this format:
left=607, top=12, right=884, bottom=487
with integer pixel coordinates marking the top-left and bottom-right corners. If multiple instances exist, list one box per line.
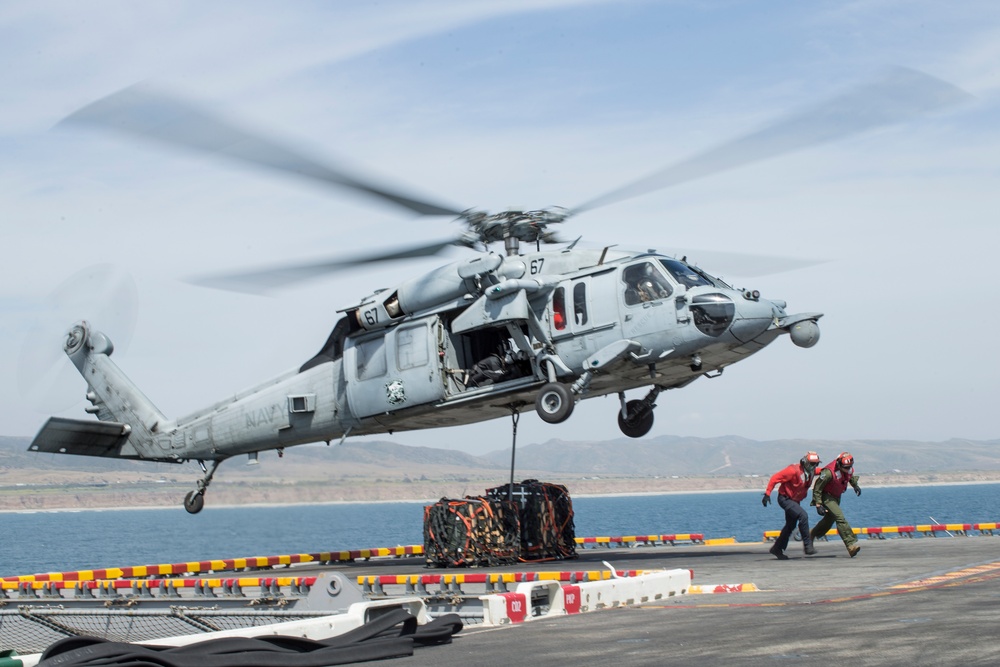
left=553, top=287, right=567, bottom=330
left=397, top=325, right=429, bottom=370
left=356, top=337, right=387, bottom=380
left=573, top=282, right=588, bottom=325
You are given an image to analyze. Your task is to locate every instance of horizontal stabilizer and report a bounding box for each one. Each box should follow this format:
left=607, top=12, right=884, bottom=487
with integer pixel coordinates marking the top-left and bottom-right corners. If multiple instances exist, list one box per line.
left=28, top=417, right=175, bottom=462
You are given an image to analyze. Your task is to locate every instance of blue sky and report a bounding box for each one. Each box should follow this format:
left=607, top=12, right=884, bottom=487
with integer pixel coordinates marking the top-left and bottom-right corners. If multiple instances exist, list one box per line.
left=2, top=1, right=999, bottom=456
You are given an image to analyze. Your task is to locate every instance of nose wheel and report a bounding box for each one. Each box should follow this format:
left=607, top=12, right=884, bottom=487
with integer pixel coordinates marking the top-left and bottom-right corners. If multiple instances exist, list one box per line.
left=618, top=400, right=654, bottom=437
left=535, top=382, right=574, bottom=423
left=617, top=387, right=662, bottom=438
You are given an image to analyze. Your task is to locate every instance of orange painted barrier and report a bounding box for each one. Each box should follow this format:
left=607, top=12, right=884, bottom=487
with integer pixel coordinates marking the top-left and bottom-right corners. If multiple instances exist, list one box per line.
left=575, top=533, right=704, bottom=546
left=2, top=533, right=705, bottom=584
left=1, top=575, right=316, bottom=592
left=1, top=546, right=423, bottom=584
left=764, top=521, right=999, bottom=541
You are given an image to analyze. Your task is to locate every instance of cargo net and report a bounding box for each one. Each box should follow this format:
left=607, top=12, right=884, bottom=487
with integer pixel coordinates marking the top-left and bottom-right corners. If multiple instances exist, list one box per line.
left=423, top=497, right=521, bottom=567
left=486, top=479, right=577, bottom=562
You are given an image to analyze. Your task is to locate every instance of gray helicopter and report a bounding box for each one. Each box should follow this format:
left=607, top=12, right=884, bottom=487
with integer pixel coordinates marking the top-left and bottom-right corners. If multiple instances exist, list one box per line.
left=28, top=70, right=966, bottom=513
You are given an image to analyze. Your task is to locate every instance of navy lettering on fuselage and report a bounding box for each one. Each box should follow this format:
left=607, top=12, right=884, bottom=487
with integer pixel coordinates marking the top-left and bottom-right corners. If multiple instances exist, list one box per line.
left=245, top=404, right=282, bottom=429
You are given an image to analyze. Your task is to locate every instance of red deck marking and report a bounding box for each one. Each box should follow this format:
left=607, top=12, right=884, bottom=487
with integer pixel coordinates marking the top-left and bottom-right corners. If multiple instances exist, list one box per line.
left=501, top=592, right=527, bottom=623
left=563, top=584, right=581, bottom=614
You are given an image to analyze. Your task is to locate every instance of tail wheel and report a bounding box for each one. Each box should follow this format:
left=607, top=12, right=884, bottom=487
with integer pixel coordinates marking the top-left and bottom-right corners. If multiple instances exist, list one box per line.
left=184, top=490, right=205, bottom=514
left=618, top=399, right=654, bottom=438
left=535, top=382, right=574, bottom=424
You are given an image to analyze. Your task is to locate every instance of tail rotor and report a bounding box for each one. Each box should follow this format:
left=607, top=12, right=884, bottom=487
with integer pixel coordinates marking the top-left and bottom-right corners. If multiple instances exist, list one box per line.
left=17, top=265, right=138, bottom=414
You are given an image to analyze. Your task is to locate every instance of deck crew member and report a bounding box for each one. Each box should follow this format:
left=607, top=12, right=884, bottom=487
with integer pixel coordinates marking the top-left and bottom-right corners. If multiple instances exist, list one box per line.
left=763, top=451, right=821, bottom=559
left=810, top=452, right=862, bottom=558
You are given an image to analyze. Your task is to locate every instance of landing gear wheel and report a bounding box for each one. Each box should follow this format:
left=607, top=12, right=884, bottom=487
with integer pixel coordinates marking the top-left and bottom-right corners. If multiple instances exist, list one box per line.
left=184, top=490, right=205, bottom=514
left=185, top=459, right=221, bottom=515
left=535, top=382, right=574, bottom=424
left=618, top=399, right=654, bottom=438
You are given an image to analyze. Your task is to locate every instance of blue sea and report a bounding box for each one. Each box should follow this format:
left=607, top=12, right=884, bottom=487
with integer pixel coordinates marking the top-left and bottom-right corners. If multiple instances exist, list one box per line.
left=2, top=484, right=997, bottom=577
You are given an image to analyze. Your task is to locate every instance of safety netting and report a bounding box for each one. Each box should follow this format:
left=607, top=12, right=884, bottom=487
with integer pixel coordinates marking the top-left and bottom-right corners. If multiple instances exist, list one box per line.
left=422, top=496, right=521, bottom=567
left=423, top=480, right=577, bottom=567
left=486, top=479, right=576, bottom=561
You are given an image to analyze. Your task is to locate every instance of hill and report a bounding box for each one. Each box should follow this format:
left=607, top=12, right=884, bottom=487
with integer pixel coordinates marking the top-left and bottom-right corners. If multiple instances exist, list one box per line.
left=479, top=435, right=1000, bottom=475
left=2, top=434, right=998, bottom=511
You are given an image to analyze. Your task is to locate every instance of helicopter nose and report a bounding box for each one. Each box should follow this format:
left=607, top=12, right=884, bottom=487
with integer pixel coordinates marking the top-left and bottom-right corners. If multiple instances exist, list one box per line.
left=729, top=297, right=776, bottom=343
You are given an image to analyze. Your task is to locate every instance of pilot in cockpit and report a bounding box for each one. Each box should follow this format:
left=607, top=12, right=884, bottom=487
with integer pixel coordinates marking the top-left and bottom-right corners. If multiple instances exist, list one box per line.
left=629, top=263, right=672, bottom=303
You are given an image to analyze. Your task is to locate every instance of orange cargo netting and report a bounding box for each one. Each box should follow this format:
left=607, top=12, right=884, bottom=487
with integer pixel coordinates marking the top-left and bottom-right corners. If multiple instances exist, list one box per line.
left=423, top=496, right=521, bottom=567
left=423, top=480, right=577, bottom=567
left=486, top=479, right=577, bottom=562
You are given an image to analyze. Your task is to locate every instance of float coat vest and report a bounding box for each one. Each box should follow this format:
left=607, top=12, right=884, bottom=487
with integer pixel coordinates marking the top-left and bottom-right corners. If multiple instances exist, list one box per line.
left=819, top=461, right=854, bottom=500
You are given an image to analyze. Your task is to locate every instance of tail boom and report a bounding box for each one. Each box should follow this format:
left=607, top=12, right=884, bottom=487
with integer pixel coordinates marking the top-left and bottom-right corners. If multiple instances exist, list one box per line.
left=28, top=322, right=172, bottom=462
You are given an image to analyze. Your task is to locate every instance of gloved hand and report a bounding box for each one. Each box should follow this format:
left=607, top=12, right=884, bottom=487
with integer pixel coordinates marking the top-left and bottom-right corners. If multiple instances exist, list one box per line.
left=815, top=504, right=827, bottom=516
left=762, top=494, right=771, bottom=507
left=854, top=487, right=861, bottom=496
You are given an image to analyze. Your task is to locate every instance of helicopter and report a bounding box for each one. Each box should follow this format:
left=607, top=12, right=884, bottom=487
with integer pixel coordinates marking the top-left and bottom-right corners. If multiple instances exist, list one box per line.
left=27, top=69, right=966, bottom=513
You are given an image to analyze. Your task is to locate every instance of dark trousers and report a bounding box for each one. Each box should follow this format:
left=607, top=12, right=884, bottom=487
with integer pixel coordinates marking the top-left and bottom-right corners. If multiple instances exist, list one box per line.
left=775, top=494, right=811, bottom=552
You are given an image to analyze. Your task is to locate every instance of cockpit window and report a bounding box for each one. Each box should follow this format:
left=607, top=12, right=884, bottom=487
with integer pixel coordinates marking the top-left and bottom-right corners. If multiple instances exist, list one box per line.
left=623, top=262, right=673, bottom=305
left=659, top=259, right=714, bottom=288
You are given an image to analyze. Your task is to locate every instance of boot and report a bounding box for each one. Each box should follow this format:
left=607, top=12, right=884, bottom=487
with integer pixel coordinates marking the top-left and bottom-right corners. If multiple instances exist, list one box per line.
left=847, top=543, right=861, bottom=558
left=769, top=544, right=789, bottom=560
left=804, top=541, right=816, bottom=556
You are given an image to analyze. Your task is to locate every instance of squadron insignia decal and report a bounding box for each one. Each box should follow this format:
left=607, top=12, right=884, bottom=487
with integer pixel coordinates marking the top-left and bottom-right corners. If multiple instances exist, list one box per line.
left=386, top=379, right=406, bottom=405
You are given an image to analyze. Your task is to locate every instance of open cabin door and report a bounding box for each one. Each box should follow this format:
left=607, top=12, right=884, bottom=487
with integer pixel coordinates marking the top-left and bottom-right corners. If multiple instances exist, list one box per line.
left=343, top=318, right=445, bottom=419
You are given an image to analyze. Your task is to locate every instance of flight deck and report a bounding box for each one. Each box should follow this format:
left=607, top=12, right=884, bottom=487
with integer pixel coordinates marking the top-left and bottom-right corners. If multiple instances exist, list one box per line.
left=4, top=530, right=1000, bottom=666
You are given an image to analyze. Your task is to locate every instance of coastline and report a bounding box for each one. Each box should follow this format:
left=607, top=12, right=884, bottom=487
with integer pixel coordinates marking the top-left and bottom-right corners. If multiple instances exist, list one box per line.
left=574, top=478, right=1000, bottom=498
left=4, top=472, right=1000, bottom=513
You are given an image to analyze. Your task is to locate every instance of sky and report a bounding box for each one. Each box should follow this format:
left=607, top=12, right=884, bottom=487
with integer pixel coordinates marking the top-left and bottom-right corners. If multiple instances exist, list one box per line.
left=2, top=0, right=999, bottom=457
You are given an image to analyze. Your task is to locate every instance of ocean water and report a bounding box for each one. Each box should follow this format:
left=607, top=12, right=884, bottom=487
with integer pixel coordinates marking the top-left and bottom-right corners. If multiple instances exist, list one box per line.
left=2, top=484, right=997, bottom=577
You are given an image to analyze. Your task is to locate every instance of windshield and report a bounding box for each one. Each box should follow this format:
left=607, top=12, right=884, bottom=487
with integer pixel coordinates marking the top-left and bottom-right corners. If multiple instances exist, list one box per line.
left=659, top=258, right=718, bottom=289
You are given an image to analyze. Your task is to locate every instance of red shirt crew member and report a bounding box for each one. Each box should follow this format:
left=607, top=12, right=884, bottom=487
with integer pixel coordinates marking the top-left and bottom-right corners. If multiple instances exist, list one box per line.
left=762, top=451, right=821, bottom=560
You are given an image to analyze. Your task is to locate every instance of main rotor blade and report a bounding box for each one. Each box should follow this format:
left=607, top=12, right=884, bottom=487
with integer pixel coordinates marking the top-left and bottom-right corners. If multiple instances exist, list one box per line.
left=60, top=85, right=464, bottom=218
left=572, top=68, right=971, bottom=214
left=668, top=249, right=828, bottom=278
left=190, top=239, right=458, bottom=294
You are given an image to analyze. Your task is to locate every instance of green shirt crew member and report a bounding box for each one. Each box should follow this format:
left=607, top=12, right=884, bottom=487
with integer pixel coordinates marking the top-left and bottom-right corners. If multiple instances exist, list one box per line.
left=809, top=452, right=862, bottom=558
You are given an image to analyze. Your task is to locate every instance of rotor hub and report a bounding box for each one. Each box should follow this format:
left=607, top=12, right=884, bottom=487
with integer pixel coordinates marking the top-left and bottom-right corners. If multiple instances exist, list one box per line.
left=460, top=208, right=567, bottom=252
left=64, top=322, right=89, bottom=355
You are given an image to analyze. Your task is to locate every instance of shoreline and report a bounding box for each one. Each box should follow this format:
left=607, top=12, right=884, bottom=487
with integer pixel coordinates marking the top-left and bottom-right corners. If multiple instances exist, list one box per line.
left=4, top=477, right=1000, bottom=514
left=575, top=478, right=1000, bottom=497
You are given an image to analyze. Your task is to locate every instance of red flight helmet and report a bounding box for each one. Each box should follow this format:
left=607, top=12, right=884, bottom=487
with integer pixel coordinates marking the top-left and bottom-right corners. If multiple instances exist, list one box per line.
left=837, top=452, right=854, bottom=469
